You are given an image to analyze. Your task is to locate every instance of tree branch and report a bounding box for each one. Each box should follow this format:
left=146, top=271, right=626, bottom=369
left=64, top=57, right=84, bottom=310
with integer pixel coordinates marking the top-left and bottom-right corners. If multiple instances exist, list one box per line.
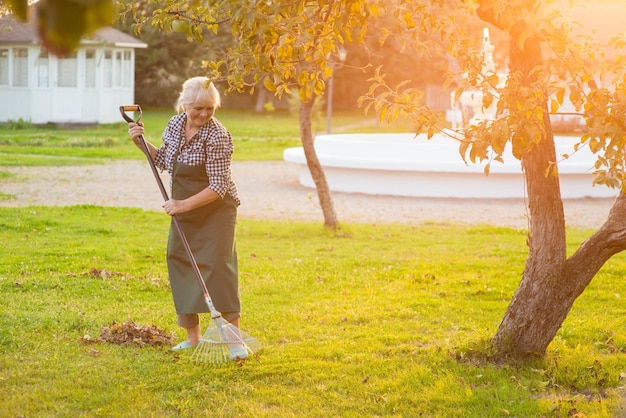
left=564, top=192, right=626, bottom=298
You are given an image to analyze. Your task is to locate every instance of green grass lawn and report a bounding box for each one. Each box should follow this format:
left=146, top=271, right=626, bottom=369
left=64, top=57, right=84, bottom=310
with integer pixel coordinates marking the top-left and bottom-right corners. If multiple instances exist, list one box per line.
left=0, top=206, right=625, bottom=417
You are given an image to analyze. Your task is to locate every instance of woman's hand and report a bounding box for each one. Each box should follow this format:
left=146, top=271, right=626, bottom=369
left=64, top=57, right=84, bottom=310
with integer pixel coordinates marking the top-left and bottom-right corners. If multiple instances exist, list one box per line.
left=162, top=199, right=187, bottom=216
left=127, top=122, right=144, bottom=142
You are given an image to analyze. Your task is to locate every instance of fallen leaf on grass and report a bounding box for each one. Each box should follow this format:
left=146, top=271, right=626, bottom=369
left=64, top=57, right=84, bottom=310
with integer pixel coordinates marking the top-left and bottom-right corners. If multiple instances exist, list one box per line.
left=90, top=267, right=115, bottom=279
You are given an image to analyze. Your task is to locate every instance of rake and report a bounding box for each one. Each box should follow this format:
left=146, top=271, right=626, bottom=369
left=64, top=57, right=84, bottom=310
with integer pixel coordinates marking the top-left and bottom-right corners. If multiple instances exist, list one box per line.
left=119, top=104, right=261, bottom=364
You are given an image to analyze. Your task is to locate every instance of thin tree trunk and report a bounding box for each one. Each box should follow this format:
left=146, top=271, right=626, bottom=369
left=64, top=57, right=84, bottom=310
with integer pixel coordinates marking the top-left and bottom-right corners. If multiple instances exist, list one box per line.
left=255, top=86, right=268, bottom=113
left=299, top=99, right=338, bottom=229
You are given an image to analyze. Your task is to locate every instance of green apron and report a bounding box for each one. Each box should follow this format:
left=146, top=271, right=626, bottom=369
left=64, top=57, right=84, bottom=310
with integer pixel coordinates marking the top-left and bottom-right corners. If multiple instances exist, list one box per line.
left=166, top=160, right=239, bottom=315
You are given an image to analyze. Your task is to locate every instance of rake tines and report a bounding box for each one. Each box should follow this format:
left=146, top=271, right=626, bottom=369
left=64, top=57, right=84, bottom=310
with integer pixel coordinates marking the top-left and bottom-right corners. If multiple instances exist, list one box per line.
left=190, top=317, right=262, bottom=364
left=190, top=339, right=230, bottom=364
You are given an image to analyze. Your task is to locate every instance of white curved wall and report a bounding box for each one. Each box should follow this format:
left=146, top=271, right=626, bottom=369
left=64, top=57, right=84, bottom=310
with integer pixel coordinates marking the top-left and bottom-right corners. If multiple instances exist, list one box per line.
left=283, top=133, right=617, bottom=199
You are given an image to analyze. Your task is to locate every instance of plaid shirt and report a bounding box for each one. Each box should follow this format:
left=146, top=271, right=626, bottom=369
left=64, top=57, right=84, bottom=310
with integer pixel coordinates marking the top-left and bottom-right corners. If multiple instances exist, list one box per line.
left=154, top=113, right=240, bottom=205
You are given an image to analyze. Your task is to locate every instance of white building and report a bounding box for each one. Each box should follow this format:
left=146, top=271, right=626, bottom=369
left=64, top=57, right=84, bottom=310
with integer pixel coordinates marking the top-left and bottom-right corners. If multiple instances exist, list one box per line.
left=0, top=15, right=147, bottom=125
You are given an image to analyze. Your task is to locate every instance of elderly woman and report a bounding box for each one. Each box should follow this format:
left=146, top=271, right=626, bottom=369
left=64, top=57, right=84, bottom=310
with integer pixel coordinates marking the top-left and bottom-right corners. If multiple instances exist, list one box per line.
left=127, top=77, right=246, bottom=360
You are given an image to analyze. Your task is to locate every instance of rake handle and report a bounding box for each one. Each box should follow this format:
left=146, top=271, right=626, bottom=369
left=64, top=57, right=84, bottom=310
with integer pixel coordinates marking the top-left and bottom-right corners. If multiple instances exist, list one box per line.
left=119, top=105, right=217, bottom=313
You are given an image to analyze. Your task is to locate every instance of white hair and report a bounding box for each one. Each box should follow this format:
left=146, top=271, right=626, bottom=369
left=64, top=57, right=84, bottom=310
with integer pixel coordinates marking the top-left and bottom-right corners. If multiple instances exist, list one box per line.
left=175, top=77, right=221, bottom=113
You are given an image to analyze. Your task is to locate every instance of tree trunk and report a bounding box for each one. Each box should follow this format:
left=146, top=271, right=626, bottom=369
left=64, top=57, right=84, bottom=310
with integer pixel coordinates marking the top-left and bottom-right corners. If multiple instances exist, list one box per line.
left=490, top=20, right=570, bottom=356
left=299, top=99, right=339, bottom=229
left=477, top=1, right=626, bottom=358
left=255, top=86, right=268, bottom=113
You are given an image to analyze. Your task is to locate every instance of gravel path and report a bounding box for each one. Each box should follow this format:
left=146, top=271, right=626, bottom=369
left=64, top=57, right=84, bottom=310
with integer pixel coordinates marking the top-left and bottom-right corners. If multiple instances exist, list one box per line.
left=0, top=160, right=617, bottom=229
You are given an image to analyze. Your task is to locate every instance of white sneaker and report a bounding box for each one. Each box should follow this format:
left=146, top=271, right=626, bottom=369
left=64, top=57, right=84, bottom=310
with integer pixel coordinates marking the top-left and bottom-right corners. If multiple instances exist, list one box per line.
left=171, top=340, right=196, bottom=351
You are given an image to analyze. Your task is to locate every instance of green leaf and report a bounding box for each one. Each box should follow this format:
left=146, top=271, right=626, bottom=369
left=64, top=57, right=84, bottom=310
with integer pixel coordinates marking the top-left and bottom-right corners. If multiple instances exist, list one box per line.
left=483, top=92, right=494, bottom=109
left=454, top=87, right=464, bottom=103
left=556, top=87, right=565, bottom=105
left=7, top=0, right=28, bottom=21
left=313, top=79, right=324, bottom=96
left=550, top=99, right=559, bottom=114
left=517, top=29, right=532, bottom=51
left=263, top=76, right=276, bottom=92
left=35, top=0, right=114, bottom=57
left=485, top=73, right=499, bottom=86
left=36, top=0, right=86, bottom=56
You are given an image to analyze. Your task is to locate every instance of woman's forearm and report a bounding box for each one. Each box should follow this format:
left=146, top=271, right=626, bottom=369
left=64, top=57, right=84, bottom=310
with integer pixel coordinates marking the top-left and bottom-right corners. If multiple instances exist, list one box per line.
left=162, top=187, right=219, bottom=215
left=183, top=187, right=220, bottom=211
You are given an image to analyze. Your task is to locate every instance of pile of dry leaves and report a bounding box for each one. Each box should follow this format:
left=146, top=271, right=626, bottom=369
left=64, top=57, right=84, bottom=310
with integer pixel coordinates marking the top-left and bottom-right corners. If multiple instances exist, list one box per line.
left=81, top=320, right=174, bottom=347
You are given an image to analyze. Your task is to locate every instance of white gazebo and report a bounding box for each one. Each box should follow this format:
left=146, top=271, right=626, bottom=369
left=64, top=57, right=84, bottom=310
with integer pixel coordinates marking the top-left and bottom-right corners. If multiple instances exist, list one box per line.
left=0, top=15, right=147, bottom=125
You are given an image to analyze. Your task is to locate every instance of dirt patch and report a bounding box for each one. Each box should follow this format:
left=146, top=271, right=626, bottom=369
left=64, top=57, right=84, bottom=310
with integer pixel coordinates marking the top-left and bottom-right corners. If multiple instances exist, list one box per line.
left=0, top=160, right=616, bottom=229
